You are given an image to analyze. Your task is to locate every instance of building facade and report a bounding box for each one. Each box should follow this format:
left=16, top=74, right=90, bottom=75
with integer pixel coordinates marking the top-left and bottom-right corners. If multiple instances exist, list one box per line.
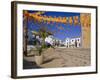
left=65, top=37, right=81, bottom=48
left=31, top=35, right=81, bottom=48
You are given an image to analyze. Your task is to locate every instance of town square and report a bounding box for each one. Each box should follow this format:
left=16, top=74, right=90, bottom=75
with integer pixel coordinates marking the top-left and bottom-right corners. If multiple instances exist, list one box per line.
left=23, top=10, right=91, bottom=69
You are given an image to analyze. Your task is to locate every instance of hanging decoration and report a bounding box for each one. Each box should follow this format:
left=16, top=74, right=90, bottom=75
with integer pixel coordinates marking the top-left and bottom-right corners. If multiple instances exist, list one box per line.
left=80, top=13, right=91, bottom=27
left=23, top=11, right=91, bottom=28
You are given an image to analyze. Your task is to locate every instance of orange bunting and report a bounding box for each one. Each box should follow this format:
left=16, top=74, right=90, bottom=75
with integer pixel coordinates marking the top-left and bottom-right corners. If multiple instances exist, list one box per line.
left=23, top=11, right=29, bottom=18
left=73, top=16, right=79, bottom=25
left=80, top=13, right=91, bottom=27
left=23, top=11, right=91, bottom=26
left=69, top=17, right=73, bottom=25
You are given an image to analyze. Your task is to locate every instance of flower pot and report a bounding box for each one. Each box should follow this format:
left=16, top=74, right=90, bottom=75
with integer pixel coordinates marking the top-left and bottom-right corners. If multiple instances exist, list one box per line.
left=34, top=55, right=43, bottom=65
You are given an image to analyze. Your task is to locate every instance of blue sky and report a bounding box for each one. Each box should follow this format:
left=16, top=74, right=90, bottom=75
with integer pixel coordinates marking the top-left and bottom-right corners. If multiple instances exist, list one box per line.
left=25, top=10, right=82, bottom=41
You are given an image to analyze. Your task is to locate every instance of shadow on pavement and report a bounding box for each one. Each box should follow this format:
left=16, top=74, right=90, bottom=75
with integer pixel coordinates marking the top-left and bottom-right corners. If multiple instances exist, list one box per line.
left=23, top=59, right=42, bottom=69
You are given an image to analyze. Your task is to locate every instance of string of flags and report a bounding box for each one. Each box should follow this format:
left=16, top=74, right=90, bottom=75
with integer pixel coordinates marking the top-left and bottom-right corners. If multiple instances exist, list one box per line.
left=23, top=11, right=91, bottom=27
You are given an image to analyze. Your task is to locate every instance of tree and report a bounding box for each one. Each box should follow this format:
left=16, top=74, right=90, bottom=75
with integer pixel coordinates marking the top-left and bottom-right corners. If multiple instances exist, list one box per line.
left=32, top=27, right=54, bottom=56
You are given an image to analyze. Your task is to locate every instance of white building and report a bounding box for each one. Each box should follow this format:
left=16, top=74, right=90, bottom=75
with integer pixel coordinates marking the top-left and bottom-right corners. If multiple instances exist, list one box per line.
left=45, top=36, right=65, bottom=47
left=65, top=38, right=70, bottom=48
left=45, top=35, right=54, bottom=45
left=76, top=38, right=81, bottom=47
left=65, top=37, right=81, bottom=48
left=70, top=38, right=76, bottom=48
left=32, top=35, right=81, bottom=48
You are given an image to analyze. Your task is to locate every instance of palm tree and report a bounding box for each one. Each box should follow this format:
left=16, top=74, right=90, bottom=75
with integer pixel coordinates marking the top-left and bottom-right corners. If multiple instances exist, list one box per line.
left=32, top=27, right=54, bottom=56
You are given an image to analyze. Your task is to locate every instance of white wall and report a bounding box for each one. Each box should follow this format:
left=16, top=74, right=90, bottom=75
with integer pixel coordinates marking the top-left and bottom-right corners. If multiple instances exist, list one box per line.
left=0, top=0, right=99, bottom=80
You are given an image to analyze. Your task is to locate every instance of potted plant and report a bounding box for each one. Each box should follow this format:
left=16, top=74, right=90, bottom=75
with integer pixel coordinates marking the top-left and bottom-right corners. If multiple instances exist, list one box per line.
left=32, top=28, right=54, bottom=65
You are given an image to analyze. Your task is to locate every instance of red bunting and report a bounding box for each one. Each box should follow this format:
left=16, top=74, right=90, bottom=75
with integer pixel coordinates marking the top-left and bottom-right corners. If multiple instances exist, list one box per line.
left=23, top=11, right=29, bottom=17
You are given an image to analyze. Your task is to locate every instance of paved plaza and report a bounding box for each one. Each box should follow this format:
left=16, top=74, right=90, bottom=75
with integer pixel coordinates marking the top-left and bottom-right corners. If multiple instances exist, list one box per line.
left=23, top=48, right=91, bottom=69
